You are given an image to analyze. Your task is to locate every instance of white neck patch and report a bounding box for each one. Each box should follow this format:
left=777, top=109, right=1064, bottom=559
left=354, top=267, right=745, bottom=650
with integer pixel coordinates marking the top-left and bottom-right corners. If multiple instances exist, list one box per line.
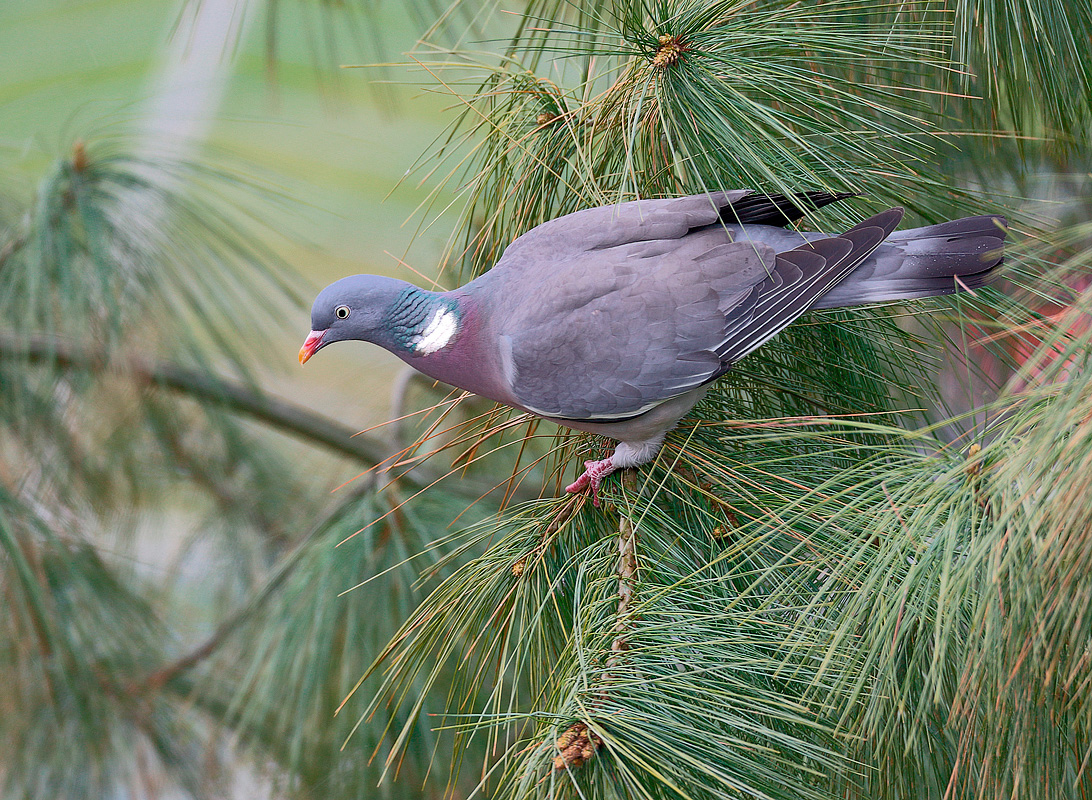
left=413, top=307, right=458, bottom=355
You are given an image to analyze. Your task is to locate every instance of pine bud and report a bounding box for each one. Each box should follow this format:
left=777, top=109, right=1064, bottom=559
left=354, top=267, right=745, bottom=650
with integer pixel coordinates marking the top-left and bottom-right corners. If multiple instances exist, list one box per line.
left=652, top=34, right=687, bottom=69
left=553, top=721, right=602, bottom=770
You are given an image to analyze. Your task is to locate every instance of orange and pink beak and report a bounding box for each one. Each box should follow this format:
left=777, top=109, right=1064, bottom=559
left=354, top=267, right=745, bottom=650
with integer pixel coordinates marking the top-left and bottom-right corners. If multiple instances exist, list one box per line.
left=298, top=330, right=326, bottom=364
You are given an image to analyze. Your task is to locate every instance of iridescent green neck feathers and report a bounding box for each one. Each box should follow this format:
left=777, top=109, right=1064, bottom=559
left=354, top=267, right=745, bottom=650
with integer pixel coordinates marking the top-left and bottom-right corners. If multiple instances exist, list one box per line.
left=387, top=287, right=460, bottom=355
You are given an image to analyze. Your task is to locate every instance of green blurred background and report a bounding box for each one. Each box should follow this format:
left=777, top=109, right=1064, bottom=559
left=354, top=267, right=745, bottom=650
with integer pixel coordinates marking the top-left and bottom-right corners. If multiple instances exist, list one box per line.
left=2, top=0, right=455, bottom=427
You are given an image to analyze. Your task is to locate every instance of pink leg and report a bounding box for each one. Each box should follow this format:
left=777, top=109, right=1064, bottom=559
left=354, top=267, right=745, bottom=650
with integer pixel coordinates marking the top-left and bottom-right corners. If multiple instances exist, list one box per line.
left=564, top=457, right=617, bottom=506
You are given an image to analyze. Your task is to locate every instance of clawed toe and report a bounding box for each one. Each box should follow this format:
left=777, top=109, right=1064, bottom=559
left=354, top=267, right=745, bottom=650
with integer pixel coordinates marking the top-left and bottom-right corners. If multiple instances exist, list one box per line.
left=564, top=473, right=591, bottom=494
left=565, top=458, right=617, bottom=506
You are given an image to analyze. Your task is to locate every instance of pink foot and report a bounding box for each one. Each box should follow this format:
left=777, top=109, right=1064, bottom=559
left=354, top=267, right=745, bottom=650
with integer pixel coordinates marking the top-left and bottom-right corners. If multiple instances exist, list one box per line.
left=565, top=458, right=617, bottom=506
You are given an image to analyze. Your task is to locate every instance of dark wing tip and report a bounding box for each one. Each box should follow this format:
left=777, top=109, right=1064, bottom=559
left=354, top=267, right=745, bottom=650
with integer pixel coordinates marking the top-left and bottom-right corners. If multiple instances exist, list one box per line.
left=860, top=207, right=905, bottom=234
left=723, top=190, right=858, bottom=228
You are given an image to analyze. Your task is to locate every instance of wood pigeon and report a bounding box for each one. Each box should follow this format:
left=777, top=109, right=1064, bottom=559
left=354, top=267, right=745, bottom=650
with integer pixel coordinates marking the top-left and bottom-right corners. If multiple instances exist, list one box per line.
left=300, top=190, right=1005, bottom=502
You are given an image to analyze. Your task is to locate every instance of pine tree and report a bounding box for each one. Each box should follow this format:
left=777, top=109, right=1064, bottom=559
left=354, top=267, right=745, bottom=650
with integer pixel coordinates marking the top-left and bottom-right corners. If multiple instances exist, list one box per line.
left=2, top=0, right=1091, bottom=798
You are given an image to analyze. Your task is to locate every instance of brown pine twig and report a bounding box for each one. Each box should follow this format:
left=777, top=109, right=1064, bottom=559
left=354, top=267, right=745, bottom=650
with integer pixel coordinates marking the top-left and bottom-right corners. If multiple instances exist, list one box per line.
left=552, top=471, right=639, bottom=772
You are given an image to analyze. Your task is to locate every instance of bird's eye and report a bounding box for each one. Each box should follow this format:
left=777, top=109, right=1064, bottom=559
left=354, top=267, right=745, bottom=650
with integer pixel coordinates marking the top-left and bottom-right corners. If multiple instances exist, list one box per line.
left=335, top=305, right=351, bottom=320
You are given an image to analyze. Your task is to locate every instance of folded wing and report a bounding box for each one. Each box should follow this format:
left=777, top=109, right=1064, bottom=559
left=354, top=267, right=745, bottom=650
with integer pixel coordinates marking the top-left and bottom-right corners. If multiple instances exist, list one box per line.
left=498, top=208, right=903, bottom=421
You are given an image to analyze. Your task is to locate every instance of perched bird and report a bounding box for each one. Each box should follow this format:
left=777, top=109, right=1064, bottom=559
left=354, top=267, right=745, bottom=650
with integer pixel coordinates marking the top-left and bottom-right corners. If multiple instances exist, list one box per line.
left=300, top=190, right=1005, bottom=502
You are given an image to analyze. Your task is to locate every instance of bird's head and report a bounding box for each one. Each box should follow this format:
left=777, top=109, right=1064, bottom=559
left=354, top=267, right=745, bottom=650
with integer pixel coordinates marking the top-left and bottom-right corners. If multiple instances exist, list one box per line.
left=299, top=274, right=411, bottom=364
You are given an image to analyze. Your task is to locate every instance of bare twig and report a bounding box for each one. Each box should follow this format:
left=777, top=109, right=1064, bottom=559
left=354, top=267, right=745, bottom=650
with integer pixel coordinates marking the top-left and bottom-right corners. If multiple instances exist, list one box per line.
left=138, top=484, right=362, bottom=694
left=387, top=366, right=417, bottom=446
left=2, top=334, right=392, bottom=464
left=0, top=230, right=26, bottom=269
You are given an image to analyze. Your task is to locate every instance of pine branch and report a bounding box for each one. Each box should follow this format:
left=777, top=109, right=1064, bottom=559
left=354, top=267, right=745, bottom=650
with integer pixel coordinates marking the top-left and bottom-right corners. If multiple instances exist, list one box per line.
left=1, top=333, right=392, bottom=464
left=1, top=334, right=537, bottom=500
left=554, top=473, right=637, bottom=772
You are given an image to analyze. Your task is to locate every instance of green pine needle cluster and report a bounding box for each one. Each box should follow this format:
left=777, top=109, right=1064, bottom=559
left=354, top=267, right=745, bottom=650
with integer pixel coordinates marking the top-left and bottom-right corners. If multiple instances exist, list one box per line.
left=0, top=134, right=496, bottom=796
left=362, top=0, right=1092, bottom=798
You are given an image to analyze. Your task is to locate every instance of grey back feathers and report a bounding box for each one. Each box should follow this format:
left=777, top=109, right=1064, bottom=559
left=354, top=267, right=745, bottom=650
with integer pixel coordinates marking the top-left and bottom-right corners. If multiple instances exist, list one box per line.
left=812, top=214, right=1005, bottom=308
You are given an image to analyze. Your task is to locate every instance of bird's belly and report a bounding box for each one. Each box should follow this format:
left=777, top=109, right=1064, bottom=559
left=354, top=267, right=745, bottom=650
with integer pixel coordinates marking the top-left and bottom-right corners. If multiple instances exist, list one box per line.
left=544, top=386, right=710, bottom=445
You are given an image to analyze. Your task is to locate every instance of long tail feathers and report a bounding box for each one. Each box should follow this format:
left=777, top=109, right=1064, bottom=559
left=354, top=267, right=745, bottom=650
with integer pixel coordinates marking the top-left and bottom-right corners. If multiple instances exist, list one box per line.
left=811, top=214, right=1007, bottom=309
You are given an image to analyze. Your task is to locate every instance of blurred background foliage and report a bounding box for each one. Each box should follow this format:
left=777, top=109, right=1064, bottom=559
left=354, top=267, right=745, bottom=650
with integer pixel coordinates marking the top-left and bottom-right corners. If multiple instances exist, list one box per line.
left=1, top=0, right=1091, bottom=798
